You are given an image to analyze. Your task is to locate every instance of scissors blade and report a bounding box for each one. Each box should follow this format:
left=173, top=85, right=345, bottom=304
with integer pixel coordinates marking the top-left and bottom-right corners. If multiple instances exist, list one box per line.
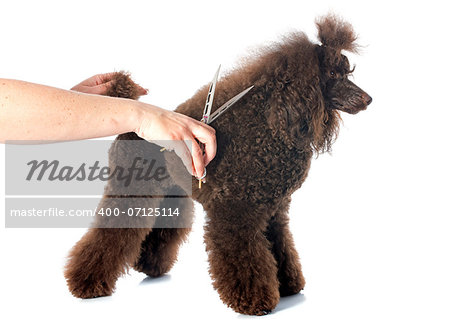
left=201, top=65, right=221, bottom=124
left=207, top=85, right=254, bottom=125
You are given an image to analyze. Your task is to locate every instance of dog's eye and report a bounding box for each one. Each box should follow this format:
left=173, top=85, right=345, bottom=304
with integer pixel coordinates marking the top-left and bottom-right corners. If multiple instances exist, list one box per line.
left=330, top=71, right=336, bottom=78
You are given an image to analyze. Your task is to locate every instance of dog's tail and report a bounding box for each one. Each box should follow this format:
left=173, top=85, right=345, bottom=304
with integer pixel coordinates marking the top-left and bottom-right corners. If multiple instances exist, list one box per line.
left=106, top=71, right=146, bottom=100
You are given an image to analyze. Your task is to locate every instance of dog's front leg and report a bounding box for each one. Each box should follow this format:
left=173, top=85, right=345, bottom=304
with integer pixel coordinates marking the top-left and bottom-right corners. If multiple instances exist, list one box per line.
left=204, top=200, right=280, bottom=315
left=266, top=195, right=305, bottom=296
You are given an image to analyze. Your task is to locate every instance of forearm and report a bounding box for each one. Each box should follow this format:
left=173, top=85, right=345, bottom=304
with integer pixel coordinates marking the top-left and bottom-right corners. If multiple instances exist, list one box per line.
left=0, top=76, right=216, bottom=178
left=0, top=78, right=146, bottom=142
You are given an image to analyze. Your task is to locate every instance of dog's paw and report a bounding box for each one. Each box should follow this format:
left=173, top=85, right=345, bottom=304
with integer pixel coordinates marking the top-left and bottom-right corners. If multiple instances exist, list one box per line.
left=133, top=258, right=173, bottom=278
left=66, top=273, right=114, bottom=299
left=279, top=271, right=305, bottom=297
left=65, top=256, right=117, bottom=299
left=276, top=255, right=306, bottom=297
left=218, top=280, right=280, bottom=316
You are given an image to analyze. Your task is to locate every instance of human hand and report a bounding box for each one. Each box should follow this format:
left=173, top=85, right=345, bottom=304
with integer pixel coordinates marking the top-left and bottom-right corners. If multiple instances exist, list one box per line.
left=71, top=73, right=148, bottom=96
left=134, top=104, right=216, bottom=179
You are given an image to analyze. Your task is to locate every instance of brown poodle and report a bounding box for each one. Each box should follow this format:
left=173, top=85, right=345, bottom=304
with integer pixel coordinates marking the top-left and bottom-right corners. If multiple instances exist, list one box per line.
left=65, top=14, right=372, bottom=315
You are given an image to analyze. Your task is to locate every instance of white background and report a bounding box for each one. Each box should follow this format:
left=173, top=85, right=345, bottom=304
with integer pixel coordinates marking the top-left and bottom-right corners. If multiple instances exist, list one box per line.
left=1, top=0, right=449, bottom=323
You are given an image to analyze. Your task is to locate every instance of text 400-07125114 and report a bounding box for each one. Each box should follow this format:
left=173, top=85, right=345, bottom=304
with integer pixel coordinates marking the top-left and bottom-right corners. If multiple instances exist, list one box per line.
left=97, top=207, right=180, bottom=217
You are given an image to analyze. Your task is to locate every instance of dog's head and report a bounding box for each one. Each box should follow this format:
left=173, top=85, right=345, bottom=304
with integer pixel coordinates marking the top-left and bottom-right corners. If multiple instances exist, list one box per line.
left=264, top=15, right=371, bottom=152
left=316, top=15, right=372, bottom=114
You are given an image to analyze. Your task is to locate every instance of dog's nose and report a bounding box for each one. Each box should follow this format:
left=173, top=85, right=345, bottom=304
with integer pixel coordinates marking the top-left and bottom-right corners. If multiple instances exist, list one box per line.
left=363, top=93, right=372, bottom=105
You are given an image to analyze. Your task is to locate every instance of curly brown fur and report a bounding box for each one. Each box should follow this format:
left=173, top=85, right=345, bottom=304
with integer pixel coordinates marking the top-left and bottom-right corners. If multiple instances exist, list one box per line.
left=316, top=14, right=359, bottom=52
left=105, top=71, right=142, bottom=100
left=133, top=198, right=193, bottom=277
left=266, top=196, right=305, bottom=297
left=65, top=14, right=371, bottom=315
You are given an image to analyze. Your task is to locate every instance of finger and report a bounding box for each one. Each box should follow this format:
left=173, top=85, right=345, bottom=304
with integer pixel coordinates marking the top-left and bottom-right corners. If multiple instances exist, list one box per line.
left=155, top=139, right=194, bottom=176
left=136, top=85, right=149, bottom=96
left=96, top=72, right=117, bottom=85
left=88, top=81, right=114, bottom=95
left=191, top=124, right=216, bottom=166
left=70, top=84, right=82, bottom=92
left=171, top=140, right=195, bottom=176
left=184, top=137, right=205, bottom=179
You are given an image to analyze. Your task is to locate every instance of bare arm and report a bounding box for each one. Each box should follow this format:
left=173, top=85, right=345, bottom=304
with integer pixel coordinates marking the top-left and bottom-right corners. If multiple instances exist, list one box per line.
left=0, top=78, right=216, bottom=178
left=0, top=78, right=144, bottom=141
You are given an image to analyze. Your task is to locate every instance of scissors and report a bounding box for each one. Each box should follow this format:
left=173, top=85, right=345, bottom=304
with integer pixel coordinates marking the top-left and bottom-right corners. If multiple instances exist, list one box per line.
left=197, top=65, right=254, bottom=188
left=160, top=66, right=253, bottom=188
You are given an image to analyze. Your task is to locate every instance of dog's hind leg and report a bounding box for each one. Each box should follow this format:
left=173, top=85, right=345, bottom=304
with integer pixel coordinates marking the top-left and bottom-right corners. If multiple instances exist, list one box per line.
left=204, top=200, right=280, bottom=315
left=266, top=196, right=305, bottom=296
left=64, top=139, right=165, bottom=298
left=133, top=195, right=194, bottom=277
left=64, top=223, right=155, bottom=298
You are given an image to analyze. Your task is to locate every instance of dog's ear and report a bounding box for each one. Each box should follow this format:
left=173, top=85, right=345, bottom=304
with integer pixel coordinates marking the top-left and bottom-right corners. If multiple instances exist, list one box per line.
left=316, top=14, right=358, bottom=53
left=266, top=83, right=327, bottom=150
left=266, top=96, right=299, bottom=149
